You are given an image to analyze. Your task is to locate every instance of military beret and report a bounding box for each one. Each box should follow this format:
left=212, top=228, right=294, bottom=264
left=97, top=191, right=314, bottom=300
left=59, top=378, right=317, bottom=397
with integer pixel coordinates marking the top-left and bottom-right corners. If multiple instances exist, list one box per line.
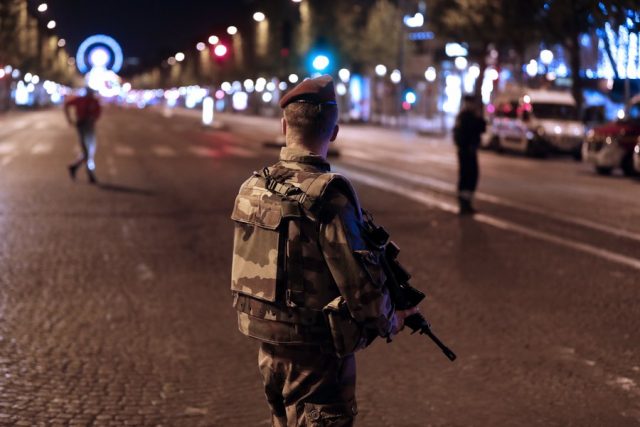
left=279, top=74, right=337, bottom=109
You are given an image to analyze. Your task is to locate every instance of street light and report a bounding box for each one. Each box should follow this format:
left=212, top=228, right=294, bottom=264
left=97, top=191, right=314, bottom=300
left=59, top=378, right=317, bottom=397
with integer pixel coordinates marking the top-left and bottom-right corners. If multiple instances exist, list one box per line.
left=288, top=73, right=299, bottom=84
left=375, top=64, right=387, bottom=77
left=390, top=69, right=401, bottom=84
left=526, top=59, right=538, bottom=77
left=37, top=3, right=48, bottom=12
left=454, top=57, right=468, bottom=70
left=253, top=12, right=266, bottom=22
left=540, top=49, right=554, bottom=66
left=47, top=20, right=56, bottom=29
left=196, top=42, right=206, bottom=51
left=403, top=13, right=424, bottom=28
left=338, top=68, right=350, bottom=83
left=175, top=52, right=185, bottom=62
left=312, top=54, right=330, bottom=72
left=57, top=38, right=66, bottom=48
left=424, top=67, right=436, bottom=82
left=208, top=35, right=219, bottom=45
left=167, top=57, right=176, bottom=66
left=227, top=26, right=238, bottom=36
left=213, top=44, right=228, bottom=57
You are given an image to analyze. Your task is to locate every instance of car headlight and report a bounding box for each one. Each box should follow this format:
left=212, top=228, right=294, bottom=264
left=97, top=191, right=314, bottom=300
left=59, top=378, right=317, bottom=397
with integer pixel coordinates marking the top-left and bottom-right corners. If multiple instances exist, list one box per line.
left=605, top=136, right=614, bottom=145
left=635, top=144, right=640, bottom=154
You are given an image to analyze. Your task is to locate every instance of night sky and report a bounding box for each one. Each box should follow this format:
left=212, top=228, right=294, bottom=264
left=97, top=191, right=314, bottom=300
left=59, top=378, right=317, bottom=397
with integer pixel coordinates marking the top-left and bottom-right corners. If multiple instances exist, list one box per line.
left=29, top=0, right=254, bottom=73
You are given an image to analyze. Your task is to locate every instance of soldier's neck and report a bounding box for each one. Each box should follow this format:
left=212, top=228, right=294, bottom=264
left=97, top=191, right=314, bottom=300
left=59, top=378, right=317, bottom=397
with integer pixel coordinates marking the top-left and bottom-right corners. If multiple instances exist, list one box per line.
left=286, top=140, right=328, bottom=160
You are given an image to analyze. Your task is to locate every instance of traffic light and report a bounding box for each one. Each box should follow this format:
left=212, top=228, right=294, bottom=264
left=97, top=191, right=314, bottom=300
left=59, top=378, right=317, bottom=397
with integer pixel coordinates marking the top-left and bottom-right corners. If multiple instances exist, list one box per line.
left=214, top=44, right=228, bottom=58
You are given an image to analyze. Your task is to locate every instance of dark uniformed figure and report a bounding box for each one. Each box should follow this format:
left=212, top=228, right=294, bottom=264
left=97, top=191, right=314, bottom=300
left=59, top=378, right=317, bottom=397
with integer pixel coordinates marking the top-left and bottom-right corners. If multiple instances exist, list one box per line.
left=453, top=95, right=486, bottom=215
left=230, top=75, right=417, bottom=426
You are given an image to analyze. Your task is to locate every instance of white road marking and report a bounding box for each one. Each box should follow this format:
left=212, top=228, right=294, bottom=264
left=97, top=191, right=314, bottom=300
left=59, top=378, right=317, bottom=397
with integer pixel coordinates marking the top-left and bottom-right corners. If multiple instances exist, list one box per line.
left=476, top=214, right=640, bottom=271
left=342, top=159, right=640, bottom=244
left=340, top=149, right=377, bottom=161
left=114, top=144, right=135, bottom=157
left=152, top=145, right=177, bottom=157
left=30, top=143, right=53, bottom=155
left=337, top=165, right=640, bottom=272
left=0, top=142, right=16, bottom=155
left=189, top=146, right=220, bottom=158
left=222, top=145, right=256, bottom=158
left=341, top=147, right=455, bottom=166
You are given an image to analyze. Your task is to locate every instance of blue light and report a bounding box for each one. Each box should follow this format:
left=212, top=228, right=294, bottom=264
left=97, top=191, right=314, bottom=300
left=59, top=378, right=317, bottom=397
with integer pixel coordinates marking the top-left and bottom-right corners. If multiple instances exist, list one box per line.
left=76, top=34, right=124, bottom=74
left=408, top=31, right=435, bottom=41
left=404, top=90, right=417, bottom=104
left=312, top=54, right=330, bottom=71
left=350, top=75, right=363, bottom=102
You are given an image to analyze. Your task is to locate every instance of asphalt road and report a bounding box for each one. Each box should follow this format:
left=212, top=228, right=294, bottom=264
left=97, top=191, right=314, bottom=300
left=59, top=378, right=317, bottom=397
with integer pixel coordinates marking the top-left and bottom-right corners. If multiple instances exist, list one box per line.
left=0, top=106, right=638, bottom=426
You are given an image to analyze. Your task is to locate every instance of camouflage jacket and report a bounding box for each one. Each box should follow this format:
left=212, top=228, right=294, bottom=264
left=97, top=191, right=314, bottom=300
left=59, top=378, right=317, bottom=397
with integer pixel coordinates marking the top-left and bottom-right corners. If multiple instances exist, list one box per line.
left=230, top=147, right=396, bottom=347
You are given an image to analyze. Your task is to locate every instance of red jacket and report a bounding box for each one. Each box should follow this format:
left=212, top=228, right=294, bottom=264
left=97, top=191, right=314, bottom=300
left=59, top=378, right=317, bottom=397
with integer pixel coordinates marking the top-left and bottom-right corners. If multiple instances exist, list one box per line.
left=65, top=95, right=101, bottom=125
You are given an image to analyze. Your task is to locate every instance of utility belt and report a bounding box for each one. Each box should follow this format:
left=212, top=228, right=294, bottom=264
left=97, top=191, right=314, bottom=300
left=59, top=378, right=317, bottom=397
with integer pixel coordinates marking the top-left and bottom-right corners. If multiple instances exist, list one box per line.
left=233, top=293, right=325, bottom=327
left=234, top=293, right=334, bottom=348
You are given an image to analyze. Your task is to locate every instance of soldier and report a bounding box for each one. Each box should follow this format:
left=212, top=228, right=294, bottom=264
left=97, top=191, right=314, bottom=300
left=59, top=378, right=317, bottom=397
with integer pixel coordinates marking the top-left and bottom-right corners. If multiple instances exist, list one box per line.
left=453, top=95, right=486, bottom=215
left=64, top=87, right=101, bottom=184
left=230, top=75, right=417, bottom=426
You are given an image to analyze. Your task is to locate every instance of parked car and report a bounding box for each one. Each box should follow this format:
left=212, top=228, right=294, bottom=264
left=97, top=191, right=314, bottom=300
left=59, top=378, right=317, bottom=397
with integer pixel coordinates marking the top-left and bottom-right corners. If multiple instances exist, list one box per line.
left=488, top=89, right=585, bottom=158
left=582, top=94, right=640, bottom=176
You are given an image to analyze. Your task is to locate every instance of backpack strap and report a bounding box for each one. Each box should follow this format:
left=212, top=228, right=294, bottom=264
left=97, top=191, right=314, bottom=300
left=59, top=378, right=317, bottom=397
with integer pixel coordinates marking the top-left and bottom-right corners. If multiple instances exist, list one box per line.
left=253, top=168, right=362, bottom=307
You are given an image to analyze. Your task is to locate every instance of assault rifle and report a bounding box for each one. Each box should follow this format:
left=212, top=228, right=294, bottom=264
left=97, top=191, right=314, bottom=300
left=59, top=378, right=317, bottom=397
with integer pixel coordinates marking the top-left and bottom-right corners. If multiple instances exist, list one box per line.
left=361, top=210, right=457, bottom=362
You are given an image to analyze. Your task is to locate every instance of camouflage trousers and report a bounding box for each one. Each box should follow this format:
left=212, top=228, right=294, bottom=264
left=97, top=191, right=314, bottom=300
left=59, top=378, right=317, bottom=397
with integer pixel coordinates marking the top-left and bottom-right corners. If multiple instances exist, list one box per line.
left=258, top=343, right=358, bottom=427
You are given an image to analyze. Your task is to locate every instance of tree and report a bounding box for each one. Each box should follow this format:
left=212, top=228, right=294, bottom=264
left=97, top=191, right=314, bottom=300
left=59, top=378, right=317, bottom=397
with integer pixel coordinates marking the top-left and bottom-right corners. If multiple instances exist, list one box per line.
left=360, top=0, right=403, bottom=70
left=428, top=0, right=544, bottom=98
left=536, top=0, right=638, bottom=109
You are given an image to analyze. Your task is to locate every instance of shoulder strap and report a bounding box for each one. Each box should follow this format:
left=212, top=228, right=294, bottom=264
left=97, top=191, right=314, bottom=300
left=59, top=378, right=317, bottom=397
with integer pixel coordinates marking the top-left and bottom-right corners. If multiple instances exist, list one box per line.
left=254, top=168, right=360, bottom=213
left=252, top=168, right=362, bottom=307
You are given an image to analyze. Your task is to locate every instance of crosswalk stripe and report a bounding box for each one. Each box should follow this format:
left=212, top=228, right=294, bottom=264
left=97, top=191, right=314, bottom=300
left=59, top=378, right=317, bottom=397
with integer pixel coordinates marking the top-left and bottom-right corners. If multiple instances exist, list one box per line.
left=189, top=146, right=220, bottom=158
left=152, top=145, right=177, bottom=157
left=222, top=145, right=256, bottom=158
left=31, top=143, right=53, bottom=155
left=0, top=142, right=16, bottom=154
left=114, top=144, right=135, bottom=156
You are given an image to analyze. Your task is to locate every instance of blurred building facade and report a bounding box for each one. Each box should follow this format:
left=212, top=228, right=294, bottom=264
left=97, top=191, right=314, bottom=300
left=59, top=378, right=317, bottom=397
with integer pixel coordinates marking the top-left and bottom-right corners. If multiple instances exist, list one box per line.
left=126, top=0, right=638, bottom=126
left=0, top=0, right=77, bottom=110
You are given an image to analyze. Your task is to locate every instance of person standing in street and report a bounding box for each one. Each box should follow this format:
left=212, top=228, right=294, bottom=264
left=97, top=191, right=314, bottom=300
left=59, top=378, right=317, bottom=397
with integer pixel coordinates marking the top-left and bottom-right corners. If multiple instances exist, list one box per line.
left=64, top=88, right=101, bottom=184
left=453, top=95, right=486, bottom=215
left=230, top=75, right=417, bottom=426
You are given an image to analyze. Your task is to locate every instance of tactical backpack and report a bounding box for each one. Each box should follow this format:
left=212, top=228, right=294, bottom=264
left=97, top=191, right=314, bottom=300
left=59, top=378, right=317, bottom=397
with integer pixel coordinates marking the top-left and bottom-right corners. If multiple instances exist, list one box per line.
left=230, top=167, right=366, bottom=355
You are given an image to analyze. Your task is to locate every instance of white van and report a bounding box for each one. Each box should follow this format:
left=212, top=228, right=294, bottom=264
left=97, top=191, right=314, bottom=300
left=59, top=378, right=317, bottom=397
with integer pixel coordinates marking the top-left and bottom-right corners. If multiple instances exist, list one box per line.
left=488, top=89, right=585, bottom=158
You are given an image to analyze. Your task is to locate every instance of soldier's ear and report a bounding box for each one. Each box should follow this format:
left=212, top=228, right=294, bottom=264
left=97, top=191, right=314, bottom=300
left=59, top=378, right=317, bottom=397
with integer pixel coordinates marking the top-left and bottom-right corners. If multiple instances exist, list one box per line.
left=329, top=124, right=339, bottom=142
left=281, top=118, right=287, bottom=136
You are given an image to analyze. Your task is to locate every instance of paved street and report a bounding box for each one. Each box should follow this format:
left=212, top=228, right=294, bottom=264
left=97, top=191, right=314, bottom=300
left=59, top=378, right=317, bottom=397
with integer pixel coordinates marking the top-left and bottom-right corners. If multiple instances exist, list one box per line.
left=0, top=106, right=639, bottom=426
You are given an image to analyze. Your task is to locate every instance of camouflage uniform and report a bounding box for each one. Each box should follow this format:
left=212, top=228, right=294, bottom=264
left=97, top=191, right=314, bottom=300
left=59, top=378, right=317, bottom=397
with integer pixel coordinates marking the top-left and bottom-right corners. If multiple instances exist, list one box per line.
left=231, top=146, right=397, bottom=426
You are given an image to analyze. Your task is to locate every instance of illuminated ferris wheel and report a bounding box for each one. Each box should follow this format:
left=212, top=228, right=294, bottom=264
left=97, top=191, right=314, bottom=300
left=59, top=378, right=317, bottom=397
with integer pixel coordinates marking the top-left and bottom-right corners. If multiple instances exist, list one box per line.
left=75, top=34, right=124, bottom=97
